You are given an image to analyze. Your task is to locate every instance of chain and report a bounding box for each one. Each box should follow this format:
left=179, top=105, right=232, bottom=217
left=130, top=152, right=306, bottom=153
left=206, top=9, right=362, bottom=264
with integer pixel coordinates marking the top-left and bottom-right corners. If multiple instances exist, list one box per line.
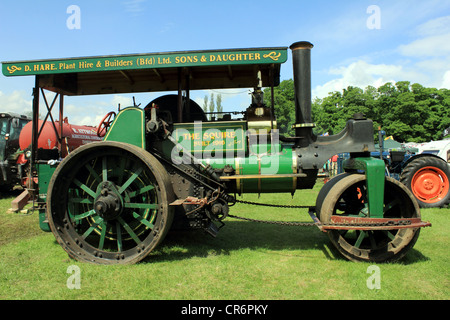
left=234, top=199, right=312, bottom=209
left=230, top=199, right=414, bottom=228
left=228, top=214, right=317, bottom=227
left=230, top=199, right=317, bottom=226
left=158, top=153, right=414, bottom=229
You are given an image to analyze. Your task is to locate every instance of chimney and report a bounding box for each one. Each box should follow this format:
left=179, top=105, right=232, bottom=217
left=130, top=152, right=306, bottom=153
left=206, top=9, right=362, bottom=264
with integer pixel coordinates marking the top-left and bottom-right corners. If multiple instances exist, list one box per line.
left=290, top=41, right=314, bottom=147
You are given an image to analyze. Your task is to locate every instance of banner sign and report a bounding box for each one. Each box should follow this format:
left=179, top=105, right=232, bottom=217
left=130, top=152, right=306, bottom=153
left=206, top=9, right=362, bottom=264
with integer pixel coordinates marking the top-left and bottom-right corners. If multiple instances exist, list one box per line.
left=2, top=48, right=287, bottom=77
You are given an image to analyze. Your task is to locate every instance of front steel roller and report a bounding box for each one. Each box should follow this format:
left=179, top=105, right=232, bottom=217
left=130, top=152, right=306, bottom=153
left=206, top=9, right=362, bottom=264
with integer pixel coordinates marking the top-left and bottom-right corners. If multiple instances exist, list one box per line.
left=46, top=141, right=175, bottom=264
left=316, top=173, right=421, bottom=262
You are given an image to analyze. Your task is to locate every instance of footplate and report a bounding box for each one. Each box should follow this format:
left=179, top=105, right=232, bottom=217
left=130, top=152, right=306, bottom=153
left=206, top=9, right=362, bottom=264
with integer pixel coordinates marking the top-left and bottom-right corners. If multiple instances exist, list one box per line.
left=308, top=209, right=431, bottom=232
left=323, top=216, right=432, bottom=231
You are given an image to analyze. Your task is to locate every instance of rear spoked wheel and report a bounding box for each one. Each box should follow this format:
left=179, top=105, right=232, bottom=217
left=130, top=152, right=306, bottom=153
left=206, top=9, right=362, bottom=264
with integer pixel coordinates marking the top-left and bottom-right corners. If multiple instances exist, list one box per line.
left=316, top=174, right=421, bottom=262
left=47, top=141, right=174, bottom=264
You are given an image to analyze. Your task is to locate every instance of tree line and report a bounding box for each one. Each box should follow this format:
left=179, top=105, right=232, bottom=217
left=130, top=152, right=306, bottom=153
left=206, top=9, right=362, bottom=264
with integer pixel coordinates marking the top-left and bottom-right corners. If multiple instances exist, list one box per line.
left=264, top=80, right=450, bottom=143
left=203, top=93, right=223, bottom=120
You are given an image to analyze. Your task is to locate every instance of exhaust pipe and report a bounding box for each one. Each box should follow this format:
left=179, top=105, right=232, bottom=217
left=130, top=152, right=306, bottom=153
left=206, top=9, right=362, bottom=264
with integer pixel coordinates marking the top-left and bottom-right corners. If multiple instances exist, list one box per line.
left=290, top=41, right=314, bottom=147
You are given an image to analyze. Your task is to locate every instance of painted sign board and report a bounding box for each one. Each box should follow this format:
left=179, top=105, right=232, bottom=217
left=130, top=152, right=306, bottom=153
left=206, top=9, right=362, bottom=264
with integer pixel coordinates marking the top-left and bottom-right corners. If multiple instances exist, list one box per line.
left=2, top=48, right=287, bottom=77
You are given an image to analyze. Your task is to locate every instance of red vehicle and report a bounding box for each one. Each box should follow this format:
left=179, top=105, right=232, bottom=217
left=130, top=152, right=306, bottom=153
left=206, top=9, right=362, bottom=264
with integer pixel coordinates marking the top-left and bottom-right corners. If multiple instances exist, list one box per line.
left=1, top=112, right=101, bottom=192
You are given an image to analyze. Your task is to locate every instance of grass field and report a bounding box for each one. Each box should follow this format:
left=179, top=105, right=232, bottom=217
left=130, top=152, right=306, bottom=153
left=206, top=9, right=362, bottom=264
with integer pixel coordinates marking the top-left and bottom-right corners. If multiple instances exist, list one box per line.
left=0, top=182, right=449, bottom=301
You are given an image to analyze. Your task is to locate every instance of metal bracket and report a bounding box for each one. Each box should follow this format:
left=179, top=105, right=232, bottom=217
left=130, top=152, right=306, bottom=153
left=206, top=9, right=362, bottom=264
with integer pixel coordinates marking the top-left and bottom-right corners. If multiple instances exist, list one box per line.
left=343, top=157, right=385, bottom=218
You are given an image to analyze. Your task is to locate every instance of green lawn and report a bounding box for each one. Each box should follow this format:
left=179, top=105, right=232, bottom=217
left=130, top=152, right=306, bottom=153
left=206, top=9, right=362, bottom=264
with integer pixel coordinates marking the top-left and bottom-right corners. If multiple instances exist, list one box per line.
left=0, top=184, right=448, bottom=300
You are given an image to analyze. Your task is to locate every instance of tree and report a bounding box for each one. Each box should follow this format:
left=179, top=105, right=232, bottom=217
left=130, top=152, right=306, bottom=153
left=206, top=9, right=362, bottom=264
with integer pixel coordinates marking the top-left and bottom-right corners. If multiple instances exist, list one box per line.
left=203, top=95, right=209, bottom=114
left=208, top=93, right=215, bottom=120
left=263, top=79, right=450, bottom=143
left=216, top=94, right=223, bottom=114
left=263, top=79, right=296, bottom=136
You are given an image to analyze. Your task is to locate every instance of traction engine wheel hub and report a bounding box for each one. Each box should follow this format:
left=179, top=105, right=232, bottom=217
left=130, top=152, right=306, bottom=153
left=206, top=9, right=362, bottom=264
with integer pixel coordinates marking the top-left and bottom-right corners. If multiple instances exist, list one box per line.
left=94, top=182, right=123, bottom=221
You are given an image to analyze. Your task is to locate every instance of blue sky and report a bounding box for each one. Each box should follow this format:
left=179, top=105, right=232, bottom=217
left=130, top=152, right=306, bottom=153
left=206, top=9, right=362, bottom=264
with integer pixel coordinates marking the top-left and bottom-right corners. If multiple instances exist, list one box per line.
left=1, top=0, right=449, bottom=126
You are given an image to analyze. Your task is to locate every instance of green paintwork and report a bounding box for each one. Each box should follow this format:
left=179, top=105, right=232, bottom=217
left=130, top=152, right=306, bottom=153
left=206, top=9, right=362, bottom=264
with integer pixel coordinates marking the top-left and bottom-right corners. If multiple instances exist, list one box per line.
left=2, top=48, right=287, bottom=77
left=103, top=107, right=145, bottom=148
left=37, top=163, right=57, bottom=232
left=173, top=121, right=247, bottom=154
left=206, top=143, right=297, bottom=194
left=343, top=157, right=385, bottom=218
left=170, top=121, right=297, bottom=194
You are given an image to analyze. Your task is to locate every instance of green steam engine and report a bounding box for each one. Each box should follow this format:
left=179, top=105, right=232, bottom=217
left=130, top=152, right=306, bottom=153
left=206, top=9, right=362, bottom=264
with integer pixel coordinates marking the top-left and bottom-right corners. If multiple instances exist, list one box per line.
left=2, top=41, right=431, bottom=264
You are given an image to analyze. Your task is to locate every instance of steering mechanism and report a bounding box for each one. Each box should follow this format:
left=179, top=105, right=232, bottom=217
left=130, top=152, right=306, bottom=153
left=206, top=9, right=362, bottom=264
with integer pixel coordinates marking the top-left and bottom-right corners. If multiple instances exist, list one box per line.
left=97, top=111, right=116, bottom=137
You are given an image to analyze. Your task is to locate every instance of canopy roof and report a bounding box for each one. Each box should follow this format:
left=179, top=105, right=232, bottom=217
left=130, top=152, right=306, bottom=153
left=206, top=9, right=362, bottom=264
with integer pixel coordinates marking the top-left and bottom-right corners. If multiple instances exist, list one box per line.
left=2, top=47, right=287, bottom=96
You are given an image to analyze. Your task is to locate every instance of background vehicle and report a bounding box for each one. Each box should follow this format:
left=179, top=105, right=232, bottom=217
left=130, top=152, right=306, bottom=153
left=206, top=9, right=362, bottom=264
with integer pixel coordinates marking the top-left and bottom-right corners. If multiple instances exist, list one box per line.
left=0, top=111, right=101, bottom=196
left=372, top=130, right=450, bottom=208
left=0, top=112, right=30, bottom=191
left=2, top=41, right=431, bottom=264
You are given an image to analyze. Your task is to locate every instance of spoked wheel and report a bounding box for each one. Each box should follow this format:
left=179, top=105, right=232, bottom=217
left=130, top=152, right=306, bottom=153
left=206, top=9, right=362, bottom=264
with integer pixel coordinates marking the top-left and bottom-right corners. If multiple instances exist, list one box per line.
left=316, top=173, right=421, bottom=262
left=46, top=141, right=174, bottom=264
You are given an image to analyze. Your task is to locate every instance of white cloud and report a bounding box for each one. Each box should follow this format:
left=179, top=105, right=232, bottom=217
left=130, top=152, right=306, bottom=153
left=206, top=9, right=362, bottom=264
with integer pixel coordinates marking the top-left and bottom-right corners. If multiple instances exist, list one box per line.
left=0, top=90, right=32, bottom=115
left=62, top=95, right=140, bottom=127
left=398, top=33, right=450, bottom=57
left=0, top=92, right=145, bottom=128
left=441, top=70, right=450, bottom=89
left=312, top=60, right=423, bottom=98
left=195, top=89, right=253, bottom=115
left=398, top=15, right=450, bottom=58
left=122, top=0, right=147, bottom=16
left=416, top=15, right=450, bottom=36
left=313, top=14, right=450, bottom=97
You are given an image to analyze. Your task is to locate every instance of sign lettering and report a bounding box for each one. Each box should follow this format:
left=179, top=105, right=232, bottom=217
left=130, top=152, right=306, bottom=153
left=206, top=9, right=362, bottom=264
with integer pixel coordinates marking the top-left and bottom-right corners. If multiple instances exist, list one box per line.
left=2, top=48, right=287, bottom=77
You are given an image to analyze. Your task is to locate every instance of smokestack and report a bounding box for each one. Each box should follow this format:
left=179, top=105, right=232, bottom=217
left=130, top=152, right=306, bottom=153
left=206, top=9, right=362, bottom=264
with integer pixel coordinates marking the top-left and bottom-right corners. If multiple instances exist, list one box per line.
left=290, top=41, right=314, bottom=147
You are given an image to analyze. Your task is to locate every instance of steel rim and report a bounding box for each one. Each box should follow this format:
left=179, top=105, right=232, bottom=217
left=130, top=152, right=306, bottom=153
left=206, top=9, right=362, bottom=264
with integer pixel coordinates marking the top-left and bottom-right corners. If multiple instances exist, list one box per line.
left=319, top=175, right=420, bottom=262
left=411, top=166, right=449, bottom=204
left=47, top=143, right=169, bottom=264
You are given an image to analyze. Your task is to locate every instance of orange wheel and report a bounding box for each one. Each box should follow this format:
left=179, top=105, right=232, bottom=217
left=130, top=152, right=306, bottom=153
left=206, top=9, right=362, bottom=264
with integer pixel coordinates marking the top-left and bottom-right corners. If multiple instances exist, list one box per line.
left=400, top=157, right=450, bottom=208
left=411, top=166, right=449, bottom=204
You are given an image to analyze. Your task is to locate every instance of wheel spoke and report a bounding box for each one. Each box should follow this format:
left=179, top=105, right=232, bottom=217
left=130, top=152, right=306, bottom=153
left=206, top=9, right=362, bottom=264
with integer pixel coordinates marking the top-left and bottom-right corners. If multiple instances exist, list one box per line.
left=85, top=163, right=102, bottom=183
left=98, top=222, right=107, bottom=250
left=69, top=197, right=94, bottom=205
left=354, top=230, right=366, bottom=248
left=117, top=216, right=141, bottom=245
left=132, top=211, right=154, bottom=229
left=73, top=179, right=97, bottom=198
left=383, top=230, right=396, bottom=241
left=124, top=202, right=158, bottom=210
left=82, top=216, right=104, bottom=239
left=116, top=157, right=127, bottom=185
left=72, top=209, right=96, bottom=222
left=127, top=185, right=155, bottom=198
left=368, top=231, right=377, bottom=249
left=383, top=199, right=401, bottom=214
left=116, top=222, right=123, bottom=252
left=102, top=156, right=108, bottom=182
left=118, top=166, right=144, bottom=194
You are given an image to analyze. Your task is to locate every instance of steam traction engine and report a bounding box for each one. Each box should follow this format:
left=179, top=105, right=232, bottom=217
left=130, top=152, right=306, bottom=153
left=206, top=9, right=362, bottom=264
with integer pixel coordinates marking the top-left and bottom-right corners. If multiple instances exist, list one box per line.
left=2, top=41, right=431, bottom=264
